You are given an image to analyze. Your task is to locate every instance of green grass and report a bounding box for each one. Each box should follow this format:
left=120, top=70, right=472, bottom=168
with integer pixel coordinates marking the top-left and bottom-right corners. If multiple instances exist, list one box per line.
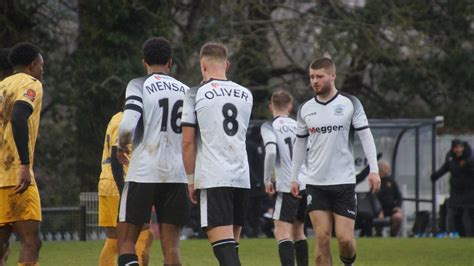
left=5, top=238, right=474, bottom=265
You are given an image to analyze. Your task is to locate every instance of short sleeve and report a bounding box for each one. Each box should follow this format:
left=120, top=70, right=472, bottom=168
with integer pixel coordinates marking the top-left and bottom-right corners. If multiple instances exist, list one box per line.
left=295, top=105, right=309, bottom=138
left=124, top=79, right=143, bottom=114
left=181, top=86, right=198, bottom=127
left=350, top=96, right=369, bottom=130
left=16, top=80, right=42, bottom=111
left=260, top=121, right=277, bottom=147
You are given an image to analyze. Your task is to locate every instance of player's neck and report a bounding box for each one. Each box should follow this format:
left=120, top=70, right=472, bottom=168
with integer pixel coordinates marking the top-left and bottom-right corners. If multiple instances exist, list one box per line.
left=146, top=65, right=169, bottom=75
left=203, top=70, right=227, bottom=82
left=273, top=110, right=289, bottom=117
left=316, top=86, right=337, bottom=102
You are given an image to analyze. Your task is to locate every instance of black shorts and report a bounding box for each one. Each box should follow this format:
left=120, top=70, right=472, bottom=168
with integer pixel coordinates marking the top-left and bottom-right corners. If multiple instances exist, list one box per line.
left=306, top=184, right=357, bottom=220
left=118, top=182, right=191, bottom=226
left=273, top=191, right=307, bottom=223
left=198, top=187, right=249, bottom=228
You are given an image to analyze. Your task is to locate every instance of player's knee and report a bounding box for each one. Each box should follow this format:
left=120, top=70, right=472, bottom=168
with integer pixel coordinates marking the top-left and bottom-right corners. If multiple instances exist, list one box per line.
left=336, top=235, right=353, bottom=250
left=392, top=212, right=402, bottom=223
left=21, top=236, right=42, bottom=253
left=316, top=233, right=331, bottom=248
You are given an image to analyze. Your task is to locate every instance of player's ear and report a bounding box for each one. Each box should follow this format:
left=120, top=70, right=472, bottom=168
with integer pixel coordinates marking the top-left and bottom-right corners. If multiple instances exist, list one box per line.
left=225, top=61, right=230, bottom=72
left=142, top=59, right=147, bottom=70
left=268, top=103, right=273, bottom=113
left=288, top=103, right=293, bottom=113
left=167, top=59, right=173, bottom=71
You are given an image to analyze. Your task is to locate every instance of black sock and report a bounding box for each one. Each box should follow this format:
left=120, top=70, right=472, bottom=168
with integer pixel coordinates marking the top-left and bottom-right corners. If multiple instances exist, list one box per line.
left=235, top=242, right=239, bottom=255
left=340, top=254, right=356, bottom=266
left=118, top=253, right=139, bottom=266
left=212, top=238, right=240, bottom=266
left=278, top=239, right=295, bottom=266
left=294, top=239, right=308, bottom=266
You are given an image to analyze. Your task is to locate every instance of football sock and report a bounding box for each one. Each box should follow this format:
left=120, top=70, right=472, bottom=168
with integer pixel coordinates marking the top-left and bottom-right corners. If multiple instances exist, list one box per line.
left=17, top=263, right=39, bottom=266
left=294, top=239, right=308, bottom=266
left=99, top=238, right=117, bottom=266
left=235, top=242, right=239, bottom=255
left=136, top=229, right=153, bottom=266
left=278, top=239, right=295, bottom=266
left=211, top=238, right=240, bottom=266
left=118, top=254, right=139, bottom=266
left=340, top=254, right=356, bottom=266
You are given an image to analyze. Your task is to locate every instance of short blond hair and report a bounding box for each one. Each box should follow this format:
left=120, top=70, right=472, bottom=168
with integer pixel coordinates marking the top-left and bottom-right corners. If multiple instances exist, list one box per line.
left=271, top=89, right=293, bottom=111
left=200, top=42, right=228, bottom=61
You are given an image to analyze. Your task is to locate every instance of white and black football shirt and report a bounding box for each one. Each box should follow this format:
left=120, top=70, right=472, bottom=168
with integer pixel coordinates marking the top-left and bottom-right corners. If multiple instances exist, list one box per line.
left=120, top=73, right=189, bottom=183
left=260, top=116, right=308, bottom=192
left=295, top=92, right=369, bottom=186
left=181, top=79, right=253, bottom=189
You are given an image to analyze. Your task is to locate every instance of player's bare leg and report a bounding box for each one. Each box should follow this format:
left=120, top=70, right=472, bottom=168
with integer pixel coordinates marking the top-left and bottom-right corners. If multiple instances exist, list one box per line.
left=99, top=227, right=117, bottom=266
left=136, top=224, right=153, bottom=266
left=117, top=222, right=142, bottom=266
left=334, top=214, right=356, bottom=265
left=274, top=220, right=295, bottom=266
left=292, top=221, right=308, bottom=266
left=0, top=225, right=13, bottom=266
left=159, top=223, right=182, bottom=265
left=14, top=220, right=42, bottom=264
left=232, top=225, right=242, bottom=255
left=207, top=225, right=240, bottom=266
left=309, top=211, right=333, bottom=266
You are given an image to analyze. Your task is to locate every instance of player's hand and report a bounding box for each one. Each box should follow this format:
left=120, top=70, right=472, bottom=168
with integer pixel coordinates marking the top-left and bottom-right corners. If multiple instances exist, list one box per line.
left=265, top=183, right=275, bottom=197
left=368, top=172, right=381, bottom=193
left=188, top=184, right=197, bottom=204
left=14, top=164, right=31, bottom=194
left=117, top=147, right=130, bottom=165
left=290, top=181, right=301, bottom=198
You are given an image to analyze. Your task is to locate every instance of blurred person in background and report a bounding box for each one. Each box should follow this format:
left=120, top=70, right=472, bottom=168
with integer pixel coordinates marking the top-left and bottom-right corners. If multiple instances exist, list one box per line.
left=375, top=161, right=403, bottom=237
left=431, top=139, right=474, bottom=237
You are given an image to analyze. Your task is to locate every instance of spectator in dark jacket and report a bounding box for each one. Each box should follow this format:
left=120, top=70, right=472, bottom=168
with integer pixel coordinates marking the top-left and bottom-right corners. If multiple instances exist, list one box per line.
left=431, top=139, right=474, bottom=236
left=375, top=161, right=403, bottom=237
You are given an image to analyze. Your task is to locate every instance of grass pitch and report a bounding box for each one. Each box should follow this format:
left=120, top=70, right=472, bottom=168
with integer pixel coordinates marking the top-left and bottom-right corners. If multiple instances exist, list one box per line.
left=5, top=238, right=474, bottom=265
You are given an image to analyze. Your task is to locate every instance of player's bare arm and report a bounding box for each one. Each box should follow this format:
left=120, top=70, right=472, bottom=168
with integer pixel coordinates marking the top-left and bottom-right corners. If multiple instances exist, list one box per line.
left=182, top=126, right=197, bottom=204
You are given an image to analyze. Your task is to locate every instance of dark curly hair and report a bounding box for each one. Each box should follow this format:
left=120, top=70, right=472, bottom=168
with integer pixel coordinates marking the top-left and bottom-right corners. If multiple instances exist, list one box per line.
left=142, top=37, right=172, bottom=66
left=8, top=42, right=41, bottom=67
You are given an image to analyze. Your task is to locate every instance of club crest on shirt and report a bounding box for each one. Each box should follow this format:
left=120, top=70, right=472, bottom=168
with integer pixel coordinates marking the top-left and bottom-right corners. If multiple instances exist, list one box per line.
left=334, top=104, right=344, bottom=116
left=211, top=82, right=219, bottom=88
left=23, top=89, right=36, bottom=102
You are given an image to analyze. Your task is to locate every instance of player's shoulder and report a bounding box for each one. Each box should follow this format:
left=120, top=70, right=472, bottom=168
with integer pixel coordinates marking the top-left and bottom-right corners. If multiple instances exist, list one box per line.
left=298, top=98, right=316, bottom=113
left=9, top=73, right=42, bottom=88
left=260, top=120, right=273, bottom=131
left=338, top=91, right=362, bottom=106
left=110, top=112, right=123, bottom=124
left=127, top=75, right=148, bottom=88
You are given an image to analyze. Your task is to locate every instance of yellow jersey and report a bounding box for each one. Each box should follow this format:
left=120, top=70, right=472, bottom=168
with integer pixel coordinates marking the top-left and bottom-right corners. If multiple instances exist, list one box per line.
left=0, top=73, right=43, bottom=187
left=98, top=112, right=128, bottom=196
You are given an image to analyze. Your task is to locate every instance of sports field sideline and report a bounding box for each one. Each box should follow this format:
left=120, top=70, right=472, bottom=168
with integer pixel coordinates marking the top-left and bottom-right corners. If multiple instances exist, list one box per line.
left=5, top=238, right=474, bottom=265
